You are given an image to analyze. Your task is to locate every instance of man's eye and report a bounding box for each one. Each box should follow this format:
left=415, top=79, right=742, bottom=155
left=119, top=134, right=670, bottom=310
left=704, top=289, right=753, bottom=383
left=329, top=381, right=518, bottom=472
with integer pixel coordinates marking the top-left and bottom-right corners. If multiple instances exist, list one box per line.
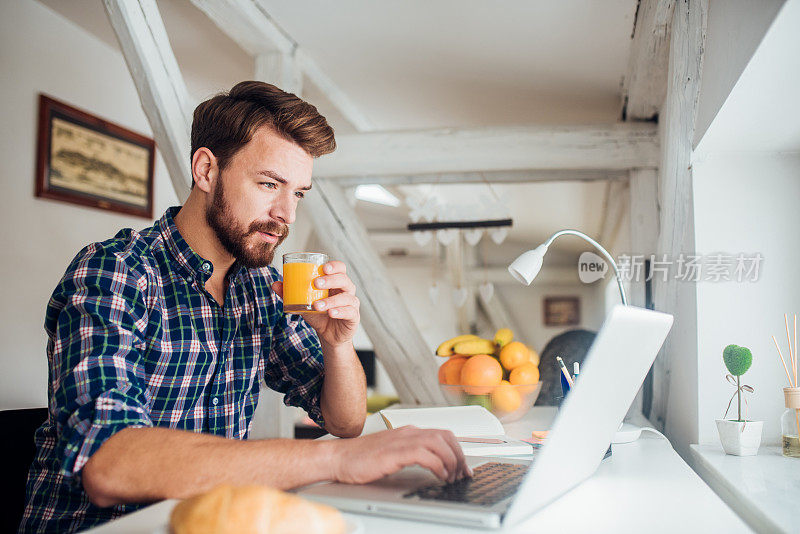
left=260, top=182, right=277, bottom=189
left=295, top=191, right=305, bottom=199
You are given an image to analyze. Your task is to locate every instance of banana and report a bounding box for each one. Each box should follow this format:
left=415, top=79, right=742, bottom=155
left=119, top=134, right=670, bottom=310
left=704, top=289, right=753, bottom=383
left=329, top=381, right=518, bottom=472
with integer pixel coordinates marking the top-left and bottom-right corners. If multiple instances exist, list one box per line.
left=436, top=334, right=480, bottom=357
left=453, top=338, right=497, bottom=356
left=494, top=328, right=513, bottom=348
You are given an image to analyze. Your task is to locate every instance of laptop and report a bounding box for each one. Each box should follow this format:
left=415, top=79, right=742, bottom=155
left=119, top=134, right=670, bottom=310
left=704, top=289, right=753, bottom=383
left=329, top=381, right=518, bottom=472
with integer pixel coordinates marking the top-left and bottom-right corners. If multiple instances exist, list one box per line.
left=295, top=305, right=673, bottom=529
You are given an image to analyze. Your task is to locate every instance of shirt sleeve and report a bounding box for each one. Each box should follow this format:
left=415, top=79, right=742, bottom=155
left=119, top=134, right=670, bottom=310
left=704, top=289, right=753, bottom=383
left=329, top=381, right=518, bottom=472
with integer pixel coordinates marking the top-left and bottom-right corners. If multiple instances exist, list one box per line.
left=263, top=308, right=326, bottom=427
left=47, top=242, right=153, bottom=486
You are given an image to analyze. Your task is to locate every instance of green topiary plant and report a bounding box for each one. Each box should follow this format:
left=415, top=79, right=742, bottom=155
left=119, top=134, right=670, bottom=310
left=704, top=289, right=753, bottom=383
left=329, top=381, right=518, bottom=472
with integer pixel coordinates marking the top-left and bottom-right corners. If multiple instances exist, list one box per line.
left=723, top=344, right=753, bottom=422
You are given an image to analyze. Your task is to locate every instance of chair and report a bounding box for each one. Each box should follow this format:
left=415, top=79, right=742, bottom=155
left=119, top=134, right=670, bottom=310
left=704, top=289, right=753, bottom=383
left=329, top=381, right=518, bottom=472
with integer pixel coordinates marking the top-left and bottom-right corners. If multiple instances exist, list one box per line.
left=0, top=407, right=48, bottom=533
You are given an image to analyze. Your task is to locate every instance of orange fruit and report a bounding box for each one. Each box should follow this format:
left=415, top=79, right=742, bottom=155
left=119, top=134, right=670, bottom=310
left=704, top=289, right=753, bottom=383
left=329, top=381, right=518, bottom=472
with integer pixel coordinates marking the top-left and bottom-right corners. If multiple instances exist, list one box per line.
left=509, top=362, right=540, bottom=385
left=460, top=354, right=503, bottom=395
left=491, top=382, right=522, bottom=413
left=528, top=346, right=540, bottom=366
left=438, top=357, right=467, bottom=385
left=499, top=341, right=530, bottom=371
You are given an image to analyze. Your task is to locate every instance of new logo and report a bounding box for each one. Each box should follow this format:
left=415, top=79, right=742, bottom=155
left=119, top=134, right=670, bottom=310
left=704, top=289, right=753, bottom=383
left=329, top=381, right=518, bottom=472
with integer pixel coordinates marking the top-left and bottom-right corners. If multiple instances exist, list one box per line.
left=578, top=251, right=608, bottom=284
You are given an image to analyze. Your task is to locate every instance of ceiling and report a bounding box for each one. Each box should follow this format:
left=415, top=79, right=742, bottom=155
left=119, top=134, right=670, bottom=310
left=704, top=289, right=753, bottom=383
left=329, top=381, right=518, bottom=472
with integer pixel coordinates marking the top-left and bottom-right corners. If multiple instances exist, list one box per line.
left=261, top=0, right=638, bottom=130
left=695, top=0, right=800, bottom=154
left=38, top=0, right=638, bottom=263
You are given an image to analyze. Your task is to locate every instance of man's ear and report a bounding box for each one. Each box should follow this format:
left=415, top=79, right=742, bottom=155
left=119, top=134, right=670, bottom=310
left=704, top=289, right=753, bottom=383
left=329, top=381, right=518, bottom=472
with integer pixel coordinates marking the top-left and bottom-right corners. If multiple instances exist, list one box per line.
left=191, top=147, right=218, bottom=193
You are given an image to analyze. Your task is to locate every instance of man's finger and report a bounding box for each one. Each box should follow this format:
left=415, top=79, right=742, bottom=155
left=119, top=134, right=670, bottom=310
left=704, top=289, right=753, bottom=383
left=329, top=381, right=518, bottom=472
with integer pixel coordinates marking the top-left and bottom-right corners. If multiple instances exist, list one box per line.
left=403, top=448, right=448, bottom=481
left=326, top=305, right=359, bottom=321
left=420, top=433, right=459, bottom=483
left=271, top=281, right=283, bottom=298
left=314, top=273, right=355, bottom=294
left=439, top=430, right=472, bottom=479
left=314, top=293, right=359, bottom=312
left=323, top=260, right=347, bottom=275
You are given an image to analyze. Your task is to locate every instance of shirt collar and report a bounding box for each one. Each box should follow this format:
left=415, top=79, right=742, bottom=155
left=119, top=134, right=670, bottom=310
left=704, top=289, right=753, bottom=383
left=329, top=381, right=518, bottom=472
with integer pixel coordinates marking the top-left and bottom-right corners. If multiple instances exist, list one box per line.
left=158, top=206, right=215, bottom=283
left=158, top=206, right=250, bottom=286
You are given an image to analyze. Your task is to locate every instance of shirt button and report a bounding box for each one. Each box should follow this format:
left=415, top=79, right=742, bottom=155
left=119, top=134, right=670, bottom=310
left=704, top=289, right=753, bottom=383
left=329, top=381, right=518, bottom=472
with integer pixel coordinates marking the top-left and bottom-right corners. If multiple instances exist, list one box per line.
left=212, top=397, right=219, bottom=406
left=201, top=262, right=212, bottom=273
left=187, top=276, right=194, bottom=284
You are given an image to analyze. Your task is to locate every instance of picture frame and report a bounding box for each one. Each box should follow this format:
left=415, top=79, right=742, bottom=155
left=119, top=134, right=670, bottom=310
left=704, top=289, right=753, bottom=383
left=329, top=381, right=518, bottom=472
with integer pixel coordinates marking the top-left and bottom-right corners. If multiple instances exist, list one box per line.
left=543, top=296, right=581, bottom=327
left=35, top=94, right=155, bottom=219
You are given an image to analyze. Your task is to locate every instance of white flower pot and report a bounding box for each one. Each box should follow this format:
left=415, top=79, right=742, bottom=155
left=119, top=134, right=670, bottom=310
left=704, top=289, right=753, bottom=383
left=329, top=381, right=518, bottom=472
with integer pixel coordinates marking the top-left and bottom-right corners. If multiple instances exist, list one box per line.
left=715, top=419, right=763, bottom=456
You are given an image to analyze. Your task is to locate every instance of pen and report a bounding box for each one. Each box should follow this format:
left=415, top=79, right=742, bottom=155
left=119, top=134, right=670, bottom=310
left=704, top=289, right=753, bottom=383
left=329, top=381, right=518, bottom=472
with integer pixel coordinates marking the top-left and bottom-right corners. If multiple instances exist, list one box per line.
left=556, top=356, right=574, bottom=387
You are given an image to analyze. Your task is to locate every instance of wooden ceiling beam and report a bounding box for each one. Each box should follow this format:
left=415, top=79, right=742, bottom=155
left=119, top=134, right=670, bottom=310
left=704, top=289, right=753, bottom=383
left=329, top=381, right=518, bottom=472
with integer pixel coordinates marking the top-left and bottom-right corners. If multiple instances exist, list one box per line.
left=315, top=124, right=659, bottom=179
left=336, top=168, right=631, bottom=186
left=103, top=0, right=193, bottom=202
left=190, top=0, right=375, bottom=131
left=622, top=0, right=677, bottom=121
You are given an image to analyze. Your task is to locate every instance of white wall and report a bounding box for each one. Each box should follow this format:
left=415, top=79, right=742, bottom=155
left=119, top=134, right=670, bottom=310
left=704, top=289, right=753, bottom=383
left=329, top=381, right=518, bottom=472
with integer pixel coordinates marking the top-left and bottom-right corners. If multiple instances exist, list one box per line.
left=693, top=152, right=800, bottom=446
left=693, top=0, right=786, bottom=147
left=497, top=282, right=605, bottom=355
left=692, top=0, right=800, bottom=446
left=352, top=259, right=606, bottom=397
left=0, top=1, right=179, bottom=409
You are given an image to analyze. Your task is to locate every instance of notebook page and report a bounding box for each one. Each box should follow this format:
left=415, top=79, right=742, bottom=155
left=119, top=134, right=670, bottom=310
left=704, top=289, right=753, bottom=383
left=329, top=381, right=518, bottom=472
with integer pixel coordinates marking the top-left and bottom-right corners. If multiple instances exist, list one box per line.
left=379, top=406, right=504, bottom=436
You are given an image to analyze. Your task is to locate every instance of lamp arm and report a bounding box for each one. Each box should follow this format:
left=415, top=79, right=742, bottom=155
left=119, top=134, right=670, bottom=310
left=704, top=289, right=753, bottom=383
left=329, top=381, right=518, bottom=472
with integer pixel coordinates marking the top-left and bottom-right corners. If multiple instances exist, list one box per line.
left=544, top=229, right=628, bottom=306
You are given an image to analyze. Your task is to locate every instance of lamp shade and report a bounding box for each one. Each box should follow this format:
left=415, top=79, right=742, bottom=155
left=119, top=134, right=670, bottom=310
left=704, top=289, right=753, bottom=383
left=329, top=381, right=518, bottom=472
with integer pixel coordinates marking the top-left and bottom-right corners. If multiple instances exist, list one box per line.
left=508, top=244, right=548, bottom=285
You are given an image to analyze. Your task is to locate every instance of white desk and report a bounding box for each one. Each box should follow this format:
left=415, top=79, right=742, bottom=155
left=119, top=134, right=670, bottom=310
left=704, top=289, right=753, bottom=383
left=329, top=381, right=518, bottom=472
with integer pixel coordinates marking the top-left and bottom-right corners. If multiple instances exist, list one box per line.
left=691, top=444, right=800, bottom=534
left=86, top=408, right=752, bottom=533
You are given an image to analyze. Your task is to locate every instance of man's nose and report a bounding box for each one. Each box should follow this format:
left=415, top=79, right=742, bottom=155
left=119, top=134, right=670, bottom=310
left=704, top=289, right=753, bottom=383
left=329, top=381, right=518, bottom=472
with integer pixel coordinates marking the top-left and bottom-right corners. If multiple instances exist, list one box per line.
left=269, top=190, right=296, bottom=226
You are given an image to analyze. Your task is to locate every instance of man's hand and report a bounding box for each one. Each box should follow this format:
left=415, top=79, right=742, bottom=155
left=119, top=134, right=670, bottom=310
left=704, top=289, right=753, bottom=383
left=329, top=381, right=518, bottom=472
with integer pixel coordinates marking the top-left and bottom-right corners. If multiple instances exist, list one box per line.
left=329, top=426, right=472, bottom=485
left=272, top=260, right=359, bottom=348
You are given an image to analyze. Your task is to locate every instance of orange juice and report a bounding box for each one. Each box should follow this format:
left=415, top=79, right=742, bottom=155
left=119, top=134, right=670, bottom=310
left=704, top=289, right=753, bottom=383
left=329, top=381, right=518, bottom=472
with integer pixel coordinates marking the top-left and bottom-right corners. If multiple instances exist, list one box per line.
left=282, top=253, right=328, bottom=313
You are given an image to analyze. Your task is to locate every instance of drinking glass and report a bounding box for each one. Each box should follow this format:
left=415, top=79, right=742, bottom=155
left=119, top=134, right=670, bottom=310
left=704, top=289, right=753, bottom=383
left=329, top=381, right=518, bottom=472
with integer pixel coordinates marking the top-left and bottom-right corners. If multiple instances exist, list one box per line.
left=282, top=253, right=328, bottom=313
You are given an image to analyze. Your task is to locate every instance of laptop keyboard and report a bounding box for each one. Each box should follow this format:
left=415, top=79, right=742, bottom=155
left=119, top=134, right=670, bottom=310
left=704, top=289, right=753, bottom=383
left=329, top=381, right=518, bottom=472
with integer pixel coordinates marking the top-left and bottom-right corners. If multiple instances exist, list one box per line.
left=403, top=462, right=528, bottom=507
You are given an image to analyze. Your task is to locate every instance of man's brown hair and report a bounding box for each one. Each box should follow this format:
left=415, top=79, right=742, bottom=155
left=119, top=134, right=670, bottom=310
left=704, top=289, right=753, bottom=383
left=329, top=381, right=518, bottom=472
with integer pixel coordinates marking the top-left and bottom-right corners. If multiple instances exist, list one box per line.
left=191, top=81, right=336, bottom=175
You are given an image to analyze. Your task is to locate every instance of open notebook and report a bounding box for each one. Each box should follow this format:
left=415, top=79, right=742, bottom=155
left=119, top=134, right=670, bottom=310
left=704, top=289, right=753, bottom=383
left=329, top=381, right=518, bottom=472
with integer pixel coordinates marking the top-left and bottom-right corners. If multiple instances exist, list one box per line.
left=379, top=405, right=533, bottom=456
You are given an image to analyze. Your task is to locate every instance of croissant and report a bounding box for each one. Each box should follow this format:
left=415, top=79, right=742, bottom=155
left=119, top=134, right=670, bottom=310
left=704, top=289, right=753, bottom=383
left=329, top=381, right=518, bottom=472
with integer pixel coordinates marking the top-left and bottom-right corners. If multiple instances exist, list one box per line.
left=169, top=484, right=346, bottom=534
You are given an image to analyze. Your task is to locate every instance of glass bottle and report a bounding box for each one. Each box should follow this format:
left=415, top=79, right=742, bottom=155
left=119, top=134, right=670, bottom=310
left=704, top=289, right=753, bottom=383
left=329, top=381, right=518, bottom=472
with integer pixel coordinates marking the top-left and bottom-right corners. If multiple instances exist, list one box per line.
left=782, top=387, right=800, bottom=458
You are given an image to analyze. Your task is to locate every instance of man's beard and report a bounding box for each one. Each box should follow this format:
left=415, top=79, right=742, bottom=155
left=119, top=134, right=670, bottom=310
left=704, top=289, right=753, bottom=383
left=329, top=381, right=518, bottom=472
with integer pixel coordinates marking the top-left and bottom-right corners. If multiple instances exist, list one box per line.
left=205, top=177, right=289, bottom=268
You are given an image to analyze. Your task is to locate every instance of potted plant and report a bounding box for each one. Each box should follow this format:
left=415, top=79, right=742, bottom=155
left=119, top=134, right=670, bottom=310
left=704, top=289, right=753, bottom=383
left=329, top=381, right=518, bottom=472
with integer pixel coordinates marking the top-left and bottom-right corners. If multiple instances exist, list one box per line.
left=716, top=344, right=762, bottom=456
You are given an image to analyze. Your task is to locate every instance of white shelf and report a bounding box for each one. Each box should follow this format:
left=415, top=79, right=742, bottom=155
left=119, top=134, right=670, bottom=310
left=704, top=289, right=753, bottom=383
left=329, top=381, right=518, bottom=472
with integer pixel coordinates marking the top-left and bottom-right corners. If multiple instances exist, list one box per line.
left=690, top=444, right=800, bottom=534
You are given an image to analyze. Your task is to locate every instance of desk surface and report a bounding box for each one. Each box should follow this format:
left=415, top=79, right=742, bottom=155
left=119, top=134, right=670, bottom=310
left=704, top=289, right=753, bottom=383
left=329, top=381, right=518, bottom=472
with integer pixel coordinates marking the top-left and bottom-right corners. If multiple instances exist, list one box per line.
left=691, top=444, right=800, bottom=534
left=86, top=409, right=752, bottom=533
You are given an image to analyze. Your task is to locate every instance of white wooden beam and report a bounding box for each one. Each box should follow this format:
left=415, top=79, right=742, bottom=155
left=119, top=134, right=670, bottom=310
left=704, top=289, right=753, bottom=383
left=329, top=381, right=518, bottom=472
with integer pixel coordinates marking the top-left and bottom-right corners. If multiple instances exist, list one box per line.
left=303, top=178, right=446, bottom=405
left=188, top=0, right=294, bottom=55
left=622, top=0, right=677, bottom=121
left=625, top=168, right=660, bottom=427
left=650, top=0, right=707, bottom=454
left=189, top=0, right=375, bottom=131
left=255, top=52, right=303, bottom=96
left=335, top=169, right=630, bottom=186
left=103, top=0, right=193, bottom=202
left=628, top=168, right=660, bottom=308
left=598, top=179, right=630, bottom=249
left=295, top=51, right=375, bottom=132
left=314, top=124, right=659, bottom=179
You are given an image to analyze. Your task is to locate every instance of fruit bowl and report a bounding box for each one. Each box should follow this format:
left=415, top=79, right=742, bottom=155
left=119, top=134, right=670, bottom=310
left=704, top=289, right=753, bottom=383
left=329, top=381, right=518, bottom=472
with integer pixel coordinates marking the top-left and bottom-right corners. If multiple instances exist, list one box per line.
left=438, top=382, right=543, bottom=423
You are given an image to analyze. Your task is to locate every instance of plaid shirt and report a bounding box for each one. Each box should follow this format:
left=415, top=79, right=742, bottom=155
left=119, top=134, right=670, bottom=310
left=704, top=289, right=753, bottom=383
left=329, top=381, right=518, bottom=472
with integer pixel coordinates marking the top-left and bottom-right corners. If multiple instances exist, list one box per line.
left=19, top=207, right=325, bottom=533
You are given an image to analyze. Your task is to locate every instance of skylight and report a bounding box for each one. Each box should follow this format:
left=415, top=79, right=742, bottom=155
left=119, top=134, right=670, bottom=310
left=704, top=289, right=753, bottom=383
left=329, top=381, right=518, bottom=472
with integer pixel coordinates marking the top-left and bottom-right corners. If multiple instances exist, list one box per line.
left=354, top=184, right=400, bottom=207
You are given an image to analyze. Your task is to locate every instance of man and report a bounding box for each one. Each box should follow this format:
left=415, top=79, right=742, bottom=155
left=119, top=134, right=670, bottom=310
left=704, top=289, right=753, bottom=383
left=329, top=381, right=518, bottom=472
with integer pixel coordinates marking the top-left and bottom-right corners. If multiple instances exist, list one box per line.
left=20, top=81, right=469, bottom=533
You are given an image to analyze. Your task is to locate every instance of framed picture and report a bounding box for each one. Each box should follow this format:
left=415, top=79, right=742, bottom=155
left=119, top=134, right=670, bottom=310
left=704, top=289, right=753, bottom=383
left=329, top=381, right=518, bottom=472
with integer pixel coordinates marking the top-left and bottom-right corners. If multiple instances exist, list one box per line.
left=35, top=94, right=155, bottom=219
left=543, top=297, right=580, bottom=327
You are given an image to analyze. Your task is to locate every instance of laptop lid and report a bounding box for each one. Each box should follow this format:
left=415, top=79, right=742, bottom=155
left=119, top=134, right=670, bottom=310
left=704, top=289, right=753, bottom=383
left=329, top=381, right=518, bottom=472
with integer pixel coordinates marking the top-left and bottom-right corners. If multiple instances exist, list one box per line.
left=504, top=304, right=673, bottom=525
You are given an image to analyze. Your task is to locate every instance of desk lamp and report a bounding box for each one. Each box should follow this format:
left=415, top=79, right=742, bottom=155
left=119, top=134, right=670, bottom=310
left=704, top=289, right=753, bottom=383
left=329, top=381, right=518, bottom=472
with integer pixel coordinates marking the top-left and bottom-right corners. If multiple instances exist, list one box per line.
left=507, top=228, right=628, bottom=306
left=508, top=229, right=655, bottom=443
